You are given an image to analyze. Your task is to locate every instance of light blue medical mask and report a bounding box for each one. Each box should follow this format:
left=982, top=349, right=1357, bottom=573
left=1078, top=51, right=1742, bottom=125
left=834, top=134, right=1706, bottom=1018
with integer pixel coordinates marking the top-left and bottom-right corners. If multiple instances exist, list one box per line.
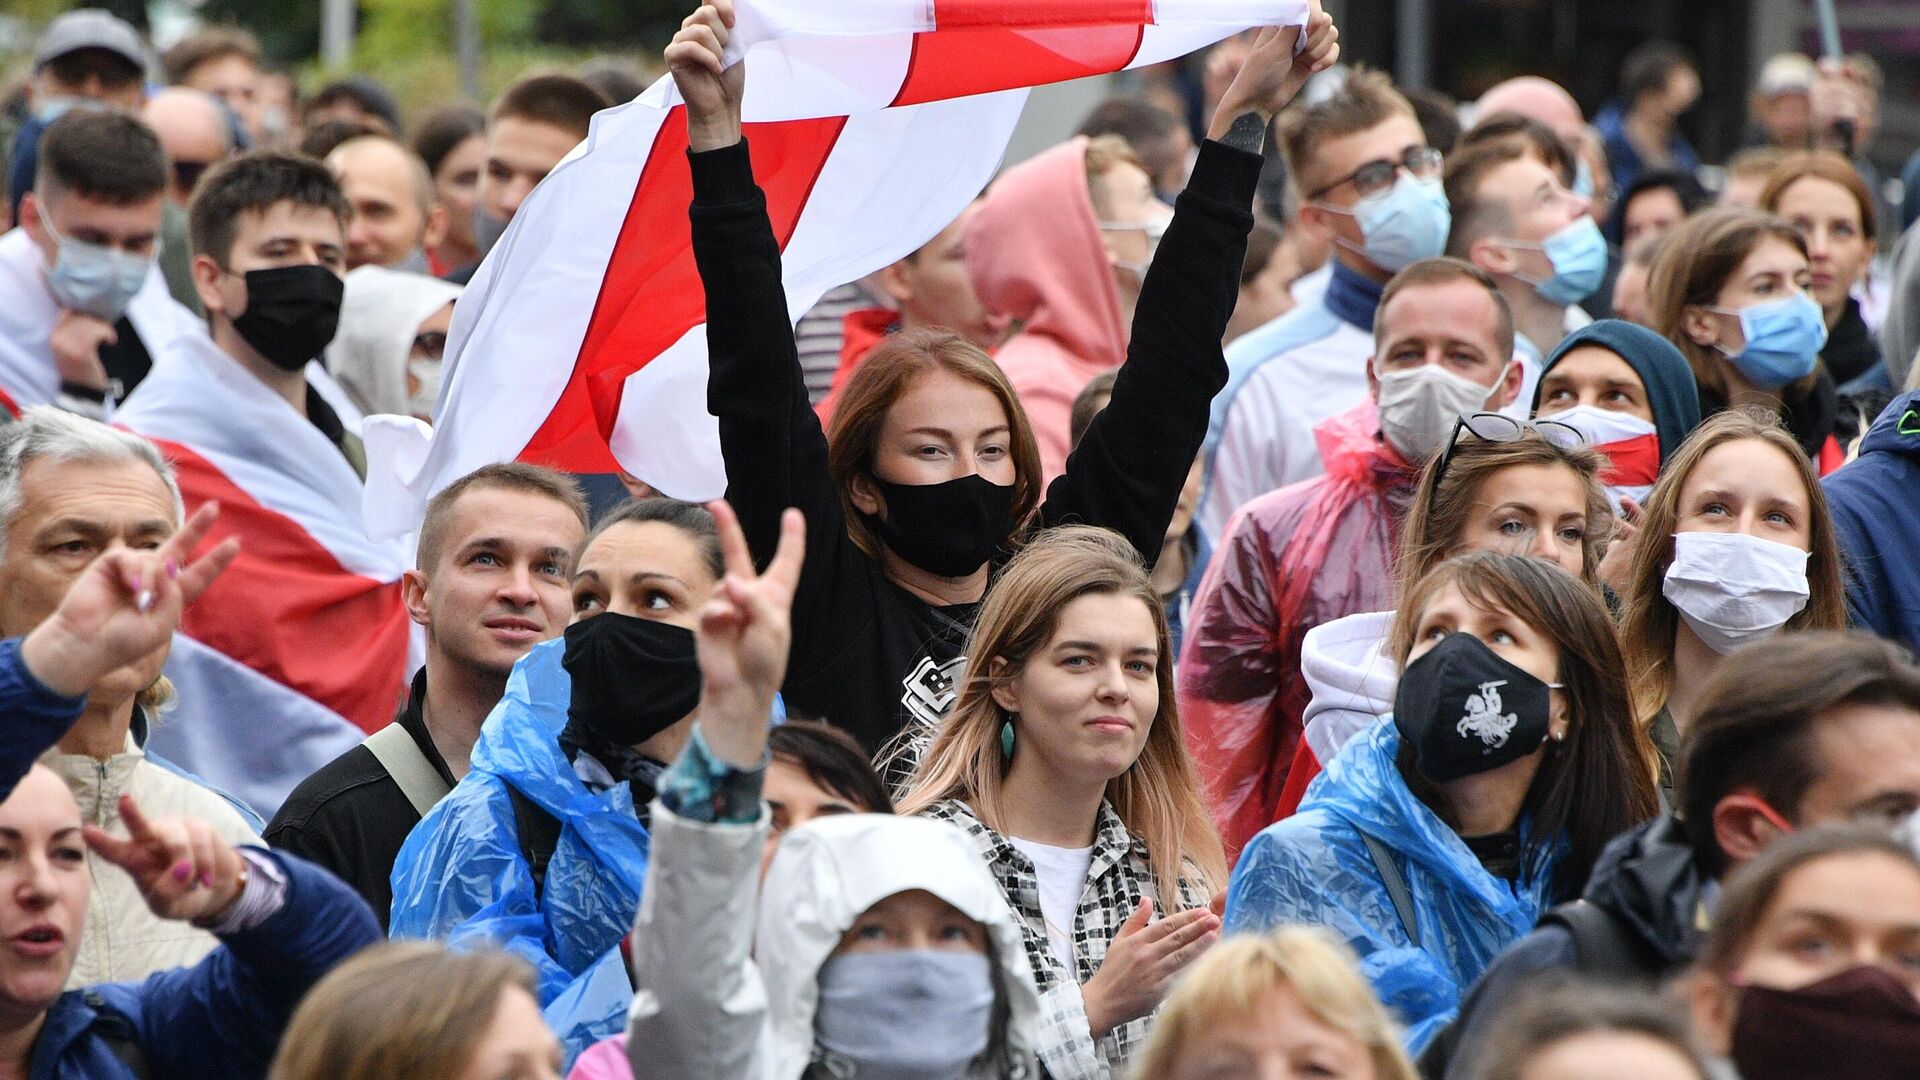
left=1320, top=174, right=1451, bottom=274
left=1709, top=293, right=1828, bottom=390
left=32, top=96, right=90, bottom=124
left=36, top=202, right=152, bottom=322
left=1507, top=216, right=1609, bottom=305
left=1571, top=158, right=1595, bottom=200
left=814, top=950, right=995, bottom=1080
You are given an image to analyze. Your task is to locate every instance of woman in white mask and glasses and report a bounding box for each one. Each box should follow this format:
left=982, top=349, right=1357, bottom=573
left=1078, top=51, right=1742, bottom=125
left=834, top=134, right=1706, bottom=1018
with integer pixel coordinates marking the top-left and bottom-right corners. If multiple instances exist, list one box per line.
left=1619, top=409, right=1846, bottom=769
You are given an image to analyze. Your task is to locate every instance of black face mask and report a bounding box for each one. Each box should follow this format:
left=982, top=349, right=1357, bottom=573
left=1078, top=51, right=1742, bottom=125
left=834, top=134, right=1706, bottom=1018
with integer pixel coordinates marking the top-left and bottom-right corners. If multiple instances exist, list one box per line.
left=561, top=612, right=701, bottom=747
left=1730, top=965, right=1920, bottom=1080
left=1393, top=632, right=1558, bottom=783
left=230, top=265, right=344, bottom=371
left=864, top=474, right=1016, bottom=579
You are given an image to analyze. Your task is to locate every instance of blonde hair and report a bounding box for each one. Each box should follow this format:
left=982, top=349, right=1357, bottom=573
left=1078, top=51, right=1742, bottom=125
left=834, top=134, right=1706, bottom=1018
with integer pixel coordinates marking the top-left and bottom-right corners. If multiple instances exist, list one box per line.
left=895, top=526, right=1227, bottom=897
left=1131, top=927, right=1419, bottom=1080
left=268, top=943, right=538, bottom=1080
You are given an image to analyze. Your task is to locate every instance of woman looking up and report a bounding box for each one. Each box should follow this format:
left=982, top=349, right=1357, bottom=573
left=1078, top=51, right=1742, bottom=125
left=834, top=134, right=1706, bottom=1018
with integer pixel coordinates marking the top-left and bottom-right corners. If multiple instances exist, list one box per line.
left=668, top=0, right=1340, bottom=752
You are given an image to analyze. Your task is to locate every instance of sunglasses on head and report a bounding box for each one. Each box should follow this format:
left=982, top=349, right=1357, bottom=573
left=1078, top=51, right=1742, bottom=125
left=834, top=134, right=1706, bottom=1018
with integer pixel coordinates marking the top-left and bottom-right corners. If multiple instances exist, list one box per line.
left=1426, top=412, right=1587, bottom=497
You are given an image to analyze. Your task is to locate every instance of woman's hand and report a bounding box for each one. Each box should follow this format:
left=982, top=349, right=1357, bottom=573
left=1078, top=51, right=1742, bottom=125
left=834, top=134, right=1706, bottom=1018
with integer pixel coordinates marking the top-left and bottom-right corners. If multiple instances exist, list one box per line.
left=1206, top=1, right=1340, bottom=144
left=695, top=501, right=805, bottom=769
left=666, top=0, right=746, bottom=152
left=20, top=502, right=240, bottom=699
left=84, top=795, right=247, bottom=925
left=1080, top=898, right=1220, bottom=1038
left=1596, top=496, right=1641, bottom=596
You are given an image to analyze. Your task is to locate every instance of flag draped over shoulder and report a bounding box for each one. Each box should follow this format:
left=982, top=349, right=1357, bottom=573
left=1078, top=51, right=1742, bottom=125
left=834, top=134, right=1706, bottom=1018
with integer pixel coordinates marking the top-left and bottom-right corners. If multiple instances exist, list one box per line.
left=363, top=0, right=1307, bottom=539
left=117, top=334, right=415, bottom=816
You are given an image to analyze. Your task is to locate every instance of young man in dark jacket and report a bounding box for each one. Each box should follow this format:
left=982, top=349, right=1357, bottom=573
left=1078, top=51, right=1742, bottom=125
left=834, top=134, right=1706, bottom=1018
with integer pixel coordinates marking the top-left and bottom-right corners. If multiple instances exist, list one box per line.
left=1424, top=631, right=1920, bottom=1079
left=1823, top=389, right=1920, bottom=653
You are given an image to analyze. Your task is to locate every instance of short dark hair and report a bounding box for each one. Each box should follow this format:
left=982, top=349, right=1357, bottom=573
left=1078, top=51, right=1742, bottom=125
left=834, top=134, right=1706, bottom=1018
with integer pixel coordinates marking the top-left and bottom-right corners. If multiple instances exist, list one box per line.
left=306, top=76, right=404, bottom=135
left=1077, top=97, right=1186, bottom=183
left=188, top=151, right=351, bottom=266
left=1443, top=138, right=1532, bottom=257
left=35, top=110, right=167, bottom=206
left=1461, top=111, right=1576, bottom=186
left=412, top=105, right=487, bottom=178
left=1069, top=370, right=1120, bottom=450
left=415, top=463, right=589, bottom=573
left=584, top=497, right=721, bottom=580
left=300, top=119, right=381, bottom=161
left=1620, top=41, right=1694, bottom=105
left=160, top=26, right=260, bottom=86
left=1478, top=984, right=1709, bottom=1080
left=577, top=63, right=647, bottom=108
left=1375, top=256, right=1514, bottom=360
left=1404, top=86, right=1463, bottom=157
left=490, top=74, right=609, bottom=142
left=767, top=722, right=893, bottom=814
left=1680, top=632, right=1920, bottom=877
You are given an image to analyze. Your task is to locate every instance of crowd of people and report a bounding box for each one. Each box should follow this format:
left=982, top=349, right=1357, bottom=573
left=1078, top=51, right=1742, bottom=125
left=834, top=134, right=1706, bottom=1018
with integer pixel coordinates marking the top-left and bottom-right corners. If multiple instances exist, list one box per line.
left=3, top=1, right=1920, bottom=1077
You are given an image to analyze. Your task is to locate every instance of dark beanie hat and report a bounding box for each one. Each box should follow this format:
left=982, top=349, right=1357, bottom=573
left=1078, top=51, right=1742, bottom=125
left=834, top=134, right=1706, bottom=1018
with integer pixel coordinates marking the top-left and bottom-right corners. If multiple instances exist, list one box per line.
left=1534, top=320, right=1703, bottom=465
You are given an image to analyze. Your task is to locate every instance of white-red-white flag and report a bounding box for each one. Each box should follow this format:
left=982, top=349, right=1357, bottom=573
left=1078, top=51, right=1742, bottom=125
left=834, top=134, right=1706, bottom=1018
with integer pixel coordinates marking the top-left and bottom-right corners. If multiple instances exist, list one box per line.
left=363, top=0, right=1307, bottom=537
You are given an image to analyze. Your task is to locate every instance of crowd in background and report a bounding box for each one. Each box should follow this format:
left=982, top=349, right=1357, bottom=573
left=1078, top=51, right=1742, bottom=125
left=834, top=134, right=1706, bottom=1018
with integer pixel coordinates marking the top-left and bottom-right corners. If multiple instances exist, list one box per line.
left=3, top=2, right=1920, bottom=1078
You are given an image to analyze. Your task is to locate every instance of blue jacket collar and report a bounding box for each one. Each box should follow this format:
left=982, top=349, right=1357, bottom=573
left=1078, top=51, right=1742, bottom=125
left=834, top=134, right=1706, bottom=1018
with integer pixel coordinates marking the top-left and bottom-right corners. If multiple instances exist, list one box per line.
left=1858, top=390, right=1920, bottom=458
left=1325, top=260, right=1384, bottom=333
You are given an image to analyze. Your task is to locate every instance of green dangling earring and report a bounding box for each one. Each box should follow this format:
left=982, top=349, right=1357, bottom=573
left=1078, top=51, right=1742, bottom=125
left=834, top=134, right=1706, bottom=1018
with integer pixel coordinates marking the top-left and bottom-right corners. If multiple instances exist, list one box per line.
left=1001, top=714, right=1017, bottom=759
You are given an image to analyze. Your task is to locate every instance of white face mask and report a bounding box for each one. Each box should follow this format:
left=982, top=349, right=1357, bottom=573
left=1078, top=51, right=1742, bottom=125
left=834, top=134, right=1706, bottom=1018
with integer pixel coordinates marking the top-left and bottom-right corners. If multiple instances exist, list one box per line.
left=1662, top=531, right=1811, bottom=654
left=1374, top=362, right=1503, bottom=462
left=407, top=358, right=443, bottom=420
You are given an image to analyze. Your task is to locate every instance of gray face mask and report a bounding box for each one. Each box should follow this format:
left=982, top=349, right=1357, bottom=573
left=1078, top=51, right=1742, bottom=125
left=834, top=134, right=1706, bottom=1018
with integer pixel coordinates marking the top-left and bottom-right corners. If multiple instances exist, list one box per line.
left=814, top=950, right=995, bottom=1080
left=38, top=202, right=151, bottom=322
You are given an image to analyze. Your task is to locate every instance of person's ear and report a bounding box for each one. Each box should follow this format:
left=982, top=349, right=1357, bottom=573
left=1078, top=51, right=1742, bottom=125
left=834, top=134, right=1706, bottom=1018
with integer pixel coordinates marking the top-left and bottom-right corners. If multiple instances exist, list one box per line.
left=192, top=252, right=230, bottom=317
left=1682, top=304, right=1722, bottom=349
left=18, top=192, right=48, bottom=254
left=987, top=656, right=1019, bottom=715
left=1296, top=202, right=1338, bottom=247
left=401, top=568, right=431, bottom=628
left=878, top=258, right=915, bottom=308
left=1711, top=792, right=1793, bottom=867
left=1489, top=359, right=1524, bottom=410
left=1470, top=236, right=1517, bottom=277
left=1365, top=353, right=1382, bottom=402
left=848, top=471, right=882, bottom=518
left=423, top=201, right=449, bottom=252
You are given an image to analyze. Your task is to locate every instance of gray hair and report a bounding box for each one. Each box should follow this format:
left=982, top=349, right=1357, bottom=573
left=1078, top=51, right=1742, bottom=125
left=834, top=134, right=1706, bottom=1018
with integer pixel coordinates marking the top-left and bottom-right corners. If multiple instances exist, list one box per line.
left=0, top=407, right=184, bottom=561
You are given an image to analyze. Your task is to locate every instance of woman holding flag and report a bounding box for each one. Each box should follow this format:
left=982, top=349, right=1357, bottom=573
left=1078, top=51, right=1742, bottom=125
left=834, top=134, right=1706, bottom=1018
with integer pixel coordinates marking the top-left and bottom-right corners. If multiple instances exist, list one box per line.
left=669, top=0, right=1341, bottom=754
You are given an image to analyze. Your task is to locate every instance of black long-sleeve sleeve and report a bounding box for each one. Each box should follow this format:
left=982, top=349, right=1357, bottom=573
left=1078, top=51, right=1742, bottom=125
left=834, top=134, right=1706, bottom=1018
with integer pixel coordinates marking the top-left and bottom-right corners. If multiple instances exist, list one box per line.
left=1040, top=139, right=1261, bottom=563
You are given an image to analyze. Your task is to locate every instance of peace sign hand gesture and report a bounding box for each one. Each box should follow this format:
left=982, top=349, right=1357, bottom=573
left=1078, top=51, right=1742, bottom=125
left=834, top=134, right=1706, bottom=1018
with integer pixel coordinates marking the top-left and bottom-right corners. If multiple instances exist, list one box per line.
left=84, top=795, right=247, bottom=925
left=695, top=501, right=805, bottom=769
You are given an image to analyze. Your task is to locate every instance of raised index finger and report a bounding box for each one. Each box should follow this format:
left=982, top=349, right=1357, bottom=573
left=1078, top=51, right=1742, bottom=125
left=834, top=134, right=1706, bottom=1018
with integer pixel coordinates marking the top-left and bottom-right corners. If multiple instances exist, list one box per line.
left=160, top=502, right=222, bottom=571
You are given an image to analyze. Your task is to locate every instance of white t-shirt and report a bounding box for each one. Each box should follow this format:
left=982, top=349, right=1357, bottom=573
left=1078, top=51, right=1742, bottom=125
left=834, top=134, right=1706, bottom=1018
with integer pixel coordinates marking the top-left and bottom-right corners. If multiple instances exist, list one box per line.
left=1010, top=836, right=1095, bottom=976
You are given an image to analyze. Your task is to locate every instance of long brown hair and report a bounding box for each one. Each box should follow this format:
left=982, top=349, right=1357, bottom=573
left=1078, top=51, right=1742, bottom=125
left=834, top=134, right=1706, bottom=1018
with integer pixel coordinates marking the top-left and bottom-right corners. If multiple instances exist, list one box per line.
left=269, top=943, right=540, bottom=1080
left=825, top=328, right=1043, bottom=562
left=1389, top=552, right=1659, bottom=893
left=1394, top=431, right=1611, bottom=609
left=1618, top=410, right=1848, bottom=722
left=1648, top=207, right=1812, bottom=406
left=895, top=526, right=1227, bottom=896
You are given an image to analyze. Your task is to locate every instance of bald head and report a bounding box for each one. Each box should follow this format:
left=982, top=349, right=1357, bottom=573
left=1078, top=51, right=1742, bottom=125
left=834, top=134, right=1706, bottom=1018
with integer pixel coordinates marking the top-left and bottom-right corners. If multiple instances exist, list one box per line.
left=1476, top=76, right=1585, bottom=146
left=328, top=134, right=441, bottom=270
left=143, top=88, right=233, bottom=205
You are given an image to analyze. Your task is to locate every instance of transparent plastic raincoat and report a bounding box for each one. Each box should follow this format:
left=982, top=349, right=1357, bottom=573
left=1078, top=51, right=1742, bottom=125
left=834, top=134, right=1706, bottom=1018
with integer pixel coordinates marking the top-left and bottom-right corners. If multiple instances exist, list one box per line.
left=1178, top=401, right=1418, bottom=858
left=1222, top=720, right=1564, bottom=1053
left=389, top=639, right=649, bottom=1064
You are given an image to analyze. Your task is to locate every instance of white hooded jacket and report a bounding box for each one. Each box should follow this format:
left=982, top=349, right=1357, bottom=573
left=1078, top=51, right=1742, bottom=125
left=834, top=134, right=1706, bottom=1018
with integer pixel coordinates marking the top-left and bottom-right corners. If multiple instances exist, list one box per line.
left=1299, top=610, right=1399, bottom=769
left=625, top=808, right=1042, bottom=1080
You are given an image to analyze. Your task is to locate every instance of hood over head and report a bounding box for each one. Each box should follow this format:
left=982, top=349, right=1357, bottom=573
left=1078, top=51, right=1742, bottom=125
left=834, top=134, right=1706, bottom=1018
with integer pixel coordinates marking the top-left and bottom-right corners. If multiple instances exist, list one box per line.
left=1855, top=389, right=1920, bottom=460
left=1301, top=610, right=1399, bottom=765
left=324, top=264, right=461, bottom=416
left=965, top=136, right=1128, bottom=370
left=1534, top=319, right=1701, bottom=465
left=757, top=813, right=1042, bottom=1080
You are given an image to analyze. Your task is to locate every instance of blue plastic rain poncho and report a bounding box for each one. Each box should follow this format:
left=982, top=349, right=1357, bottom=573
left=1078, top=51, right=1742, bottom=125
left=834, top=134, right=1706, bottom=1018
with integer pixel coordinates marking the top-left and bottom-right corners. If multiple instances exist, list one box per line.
left=1222, top=719, right=1563, bottom=1052
left=389, top=639, right=648, bottom=1063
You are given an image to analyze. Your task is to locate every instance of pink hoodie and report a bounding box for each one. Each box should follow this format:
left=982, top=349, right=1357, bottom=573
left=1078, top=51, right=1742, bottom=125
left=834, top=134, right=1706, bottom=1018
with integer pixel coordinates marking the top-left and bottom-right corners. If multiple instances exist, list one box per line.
left=966, top=136, right=1128, bottom=483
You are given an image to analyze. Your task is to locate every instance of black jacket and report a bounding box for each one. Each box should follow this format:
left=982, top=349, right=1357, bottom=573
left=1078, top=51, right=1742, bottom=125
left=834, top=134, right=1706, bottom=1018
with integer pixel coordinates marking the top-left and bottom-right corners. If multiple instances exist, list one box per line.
left=265, top=669, right=454, bottom=930
left=692, top=137, right=1259, bottom=753
left=1421, top=815, right=1710, bottom=1079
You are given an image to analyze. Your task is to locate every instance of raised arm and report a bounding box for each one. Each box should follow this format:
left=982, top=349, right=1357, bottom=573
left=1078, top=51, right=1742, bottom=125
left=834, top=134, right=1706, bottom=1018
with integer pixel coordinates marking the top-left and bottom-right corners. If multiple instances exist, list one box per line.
left=1041, top=11, right=1339, bottom=560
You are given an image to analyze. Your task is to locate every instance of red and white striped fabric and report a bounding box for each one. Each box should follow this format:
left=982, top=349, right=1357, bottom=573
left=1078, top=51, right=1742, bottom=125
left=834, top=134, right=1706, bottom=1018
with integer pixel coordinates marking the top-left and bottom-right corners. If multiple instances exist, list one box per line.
left=363, top=0, right=1307, bottom=537
left=117, top=333, right=415, bottom=816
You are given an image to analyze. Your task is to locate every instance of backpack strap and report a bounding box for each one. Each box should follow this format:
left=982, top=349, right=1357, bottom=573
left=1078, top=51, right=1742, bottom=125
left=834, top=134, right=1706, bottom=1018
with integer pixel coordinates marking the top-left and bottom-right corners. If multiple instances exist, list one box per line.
left=1538, top=900, right=1664, bottom=984
left=1360, top=832, right=1421, bottom=949
left=362, top=723, right=452, bottom=819
left=505, top=784, right=564, bottom=903
left=83, top=991, right=151, bottom=1080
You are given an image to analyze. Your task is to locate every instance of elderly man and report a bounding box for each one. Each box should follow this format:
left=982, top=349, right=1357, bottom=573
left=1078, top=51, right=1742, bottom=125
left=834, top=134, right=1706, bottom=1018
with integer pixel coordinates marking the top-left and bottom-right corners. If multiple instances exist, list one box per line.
left=0, top=407, right=260, bottom=986
left=326, top=133, right=447, bottom=272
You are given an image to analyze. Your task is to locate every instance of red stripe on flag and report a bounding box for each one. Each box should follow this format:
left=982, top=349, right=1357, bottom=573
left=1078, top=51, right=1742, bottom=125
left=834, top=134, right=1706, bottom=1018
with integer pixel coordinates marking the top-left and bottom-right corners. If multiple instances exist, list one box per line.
left=153, top=439, right=410, bottom=736
left=519, top=110, right=847, bottom=473
left=891, top=22, right=1148, bottom=107
left=931, top=0, right=1153, bottom=28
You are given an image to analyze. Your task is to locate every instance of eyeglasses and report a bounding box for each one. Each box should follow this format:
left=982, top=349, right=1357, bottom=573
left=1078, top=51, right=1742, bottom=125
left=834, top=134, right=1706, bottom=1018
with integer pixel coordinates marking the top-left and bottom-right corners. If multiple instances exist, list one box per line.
left=1426, top=412, right=1587, bottom=497
left=410, top=332, right=448, bottom=360
left=1308, top=146, right=1444, bottom=201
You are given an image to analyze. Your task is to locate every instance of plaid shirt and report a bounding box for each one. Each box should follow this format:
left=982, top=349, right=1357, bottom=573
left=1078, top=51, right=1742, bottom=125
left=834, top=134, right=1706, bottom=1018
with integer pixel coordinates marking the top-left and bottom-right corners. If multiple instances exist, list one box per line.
left=924, top=799, right=1212, bottom=1080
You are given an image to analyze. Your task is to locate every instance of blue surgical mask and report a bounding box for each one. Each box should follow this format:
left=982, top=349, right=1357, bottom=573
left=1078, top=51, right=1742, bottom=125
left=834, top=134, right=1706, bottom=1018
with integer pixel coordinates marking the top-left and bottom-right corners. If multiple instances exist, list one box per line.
left=814, top=950, right=995, bottom=1080
left=1571, top=158, right=1595, bottom=200
left=1710, top=293, right=1828, bottom=390
left=32, top=96, right=92, bottom=124
left=1321, top=174, right=1451, bottom=274
left=37, top=202, right=152, bottom=322
left=1509, top=216, right=1609, bottom=305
